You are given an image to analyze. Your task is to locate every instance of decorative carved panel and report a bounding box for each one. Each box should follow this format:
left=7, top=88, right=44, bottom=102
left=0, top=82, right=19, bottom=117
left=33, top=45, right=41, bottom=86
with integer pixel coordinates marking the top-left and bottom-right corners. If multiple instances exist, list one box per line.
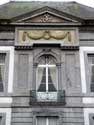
left=16, top=28, right=78, bottom=46
left=24, top=13, right=68, bottom=23
left=15, top=28, right=78, bottom=46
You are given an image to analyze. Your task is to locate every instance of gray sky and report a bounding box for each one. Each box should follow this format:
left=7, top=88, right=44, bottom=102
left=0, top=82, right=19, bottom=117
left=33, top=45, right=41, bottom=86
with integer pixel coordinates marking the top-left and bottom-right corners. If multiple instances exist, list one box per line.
left=0, top=0, right=94, bottom=8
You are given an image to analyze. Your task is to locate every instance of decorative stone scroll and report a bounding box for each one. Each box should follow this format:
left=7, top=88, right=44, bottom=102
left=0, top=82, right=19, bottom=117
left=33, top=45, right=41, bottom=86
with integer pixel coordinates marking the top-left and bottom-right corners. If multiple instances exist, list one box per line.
left=17, top=29, right=77, bottom=45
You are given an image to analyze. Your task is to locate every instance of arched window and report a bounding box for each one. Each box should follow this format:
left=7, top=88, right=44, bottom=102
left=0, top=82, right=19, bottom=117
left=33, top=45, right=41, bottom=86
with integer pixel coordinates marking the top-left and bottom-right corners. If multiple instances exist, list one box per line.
left=36, top=55, right=58, bottom=92
left=29, top=52, right=65, bottom=103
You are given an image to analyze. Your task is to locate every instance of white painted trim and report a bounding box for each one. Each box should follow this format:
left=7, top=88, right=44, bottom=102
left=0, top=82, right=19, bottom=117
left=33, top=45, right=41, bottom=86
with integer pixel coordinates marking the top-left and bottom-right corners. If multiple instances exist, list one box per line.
left=0, top=108, right=11, bottom=125
left=80, top=47, right=94, bottom=93
left=8, top=47, right=14, bottom=93
left=47, top=118, right=49, bottom=125
left=46, top=66, right=48, bottom=92
left=84, top=108, right=94, bottom=125
left=0, top=98, right=12, bottom=103
left=80, top=47, right=87, bottom=93
left=38, top=65, right=56, bottom=67
left=83, top=97, right=94, bottom=104
left=0, top=46, right=14, bottom=93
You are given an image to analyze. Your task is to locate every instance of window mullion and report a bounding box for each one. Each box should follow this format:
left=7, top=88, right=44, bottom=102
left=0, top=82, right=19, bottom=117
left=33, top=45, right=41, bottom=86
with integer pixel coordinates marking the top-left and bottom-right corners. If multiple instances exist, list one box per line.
left=46, top=65, right=48, bottom=92
left=48, top=65, right=56, bottom=67
left=38, top=65, right=46, bottom=67
left=46, top=118, right=49, bottom=125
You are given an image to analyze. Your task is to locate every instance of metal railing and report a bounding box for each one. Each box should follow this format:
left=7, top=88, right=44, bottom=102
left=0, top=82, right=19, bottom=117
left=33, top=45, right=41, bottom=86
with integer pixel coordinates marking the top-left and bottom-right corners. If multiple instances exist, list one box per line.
left=29, top=90, right=66, bottom=105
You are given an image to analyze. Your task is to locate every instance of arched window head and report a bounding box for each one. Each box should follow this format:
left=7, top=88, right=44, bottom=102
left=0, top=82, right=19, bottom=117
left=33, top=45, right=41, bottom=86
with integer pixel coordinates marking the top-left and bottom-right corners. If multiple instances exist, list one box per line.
left=36, top=55, right=58, bottom=92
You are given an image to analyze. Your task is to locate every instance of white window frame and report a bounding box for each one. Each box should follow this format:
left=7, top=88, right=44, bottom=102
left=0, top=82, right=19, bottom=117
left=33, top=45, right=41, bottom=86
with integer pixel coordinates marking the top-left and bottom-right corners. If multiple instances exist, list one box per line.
left=0, top=108, right=11, bottom=125
left=80, top=47, right=94, bottom=104
left=84, top=108, right=94, bottom=125
left=80, top=47, right=94, bottom=93
left=0, top=47, right=14, bottom=93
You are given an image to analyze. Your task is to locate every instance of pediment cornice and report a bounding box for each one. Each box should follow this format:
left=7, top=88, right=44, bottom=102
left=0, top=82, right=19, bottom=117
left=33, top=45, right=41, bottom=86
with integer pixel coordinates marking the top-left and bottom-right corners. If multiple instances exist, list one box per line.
left=10, top=6, right=82, bottom=24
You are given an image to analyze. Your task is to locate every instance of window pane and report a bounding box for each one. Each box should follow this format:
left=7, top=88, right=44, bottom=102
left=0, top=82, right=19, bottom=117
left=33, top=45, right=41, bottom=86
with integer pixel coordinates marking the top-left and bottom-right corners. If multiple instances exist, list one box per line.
left=0, top=116, right=2, bottom=125
left=38, top=56, right=56, bottom=65
left=88, top=55, right=94, bottom=83
left=89, top=114, right=94, bottom=125
left=0, top=54, right=6, bottom=92
left=37, top=117, right=58, bottom=125
left=48, top=67, right=57, bottom=92
left=37, top=55, right=58, bottom=92
left=91, top=65, right=94, bottom=83
left=88, top=55, right=94, bottom=64
left=37, top=117, right=46, bottom=125
left=37, top=67, right=46, bottom=92
left=49, top=117, right=58, bottom=125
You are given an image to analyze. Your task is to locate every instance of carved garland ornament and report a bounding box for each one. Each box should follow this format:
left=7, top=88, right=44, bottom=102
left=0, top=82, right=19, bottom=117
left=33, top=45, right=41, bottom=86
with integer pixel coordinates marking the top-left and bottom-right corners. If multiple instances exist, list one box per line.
left=21, top=30, right=72, bottom=41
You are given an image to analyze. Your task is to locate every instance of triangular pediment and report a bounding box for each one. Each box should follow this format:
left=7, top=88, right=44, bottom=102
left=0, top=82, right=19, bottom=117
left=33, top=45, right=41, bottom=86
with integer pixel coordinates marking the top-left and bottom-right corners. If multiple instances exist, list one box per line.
left=11, top=6, right=81, bottom=24
left=20, top=12, right=78, bottom=23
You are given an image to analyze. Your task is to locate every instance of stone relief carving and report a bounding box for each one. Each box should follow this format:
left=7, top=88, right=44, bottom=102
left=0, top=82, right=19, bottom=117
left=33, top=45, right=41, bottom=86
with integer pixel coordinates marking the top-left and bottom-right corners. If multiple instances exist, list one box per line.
left=18, top=29, right=76, bottom=44
left=40, top=14, right=53, bottom=22
left=25, top=13, right=65, bottom=23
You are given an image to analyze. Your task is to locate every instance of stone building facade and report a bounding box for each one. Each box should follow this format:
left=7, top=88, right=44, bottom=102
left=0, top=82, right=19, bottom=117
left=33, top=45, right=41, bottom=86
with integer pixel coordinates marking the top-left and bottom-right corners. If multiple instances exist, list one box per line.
left=0, top=1, right=94, bottom=125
